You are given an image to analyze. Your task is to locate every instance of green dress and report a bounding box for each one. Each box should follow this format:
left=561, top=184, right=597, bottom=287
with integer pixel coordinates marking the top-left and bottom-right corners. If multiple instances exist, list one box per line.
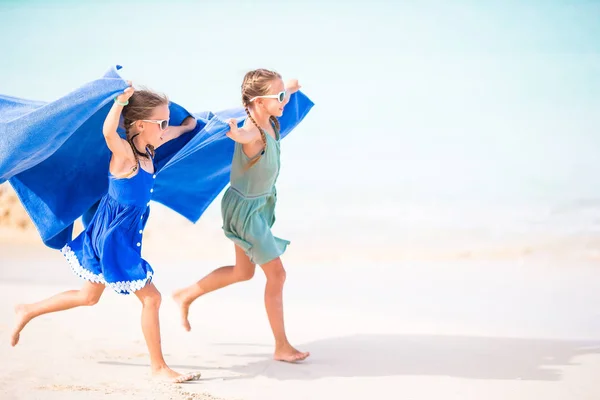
left=221, top=123, right=289, bottom=265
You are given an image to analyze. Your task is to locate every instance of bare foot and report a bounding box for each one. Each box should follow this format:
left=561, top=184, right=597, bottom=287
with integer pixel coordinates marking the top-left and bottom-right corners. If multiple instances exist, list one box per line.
left=274, top=345, right=310, bottom=363
left=172, top=289, right=192, bottom=331
left=11, top=304, right=32, bottom=347
left=152, top=366, right=201, bottom=383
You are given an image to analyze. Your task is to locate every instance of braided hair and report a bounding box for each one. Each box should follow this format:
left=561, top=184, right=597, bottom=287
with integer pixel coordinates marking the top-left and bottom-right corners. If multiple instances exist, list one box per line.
left=241, top=69, right=282, bottom=170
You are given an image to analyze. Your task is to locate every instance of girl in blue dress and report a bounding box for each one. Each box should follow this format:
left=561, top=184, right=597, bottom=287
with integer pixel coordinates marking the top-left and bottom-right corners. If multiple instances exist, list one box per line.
left=10, top=83, right=201, bottom=383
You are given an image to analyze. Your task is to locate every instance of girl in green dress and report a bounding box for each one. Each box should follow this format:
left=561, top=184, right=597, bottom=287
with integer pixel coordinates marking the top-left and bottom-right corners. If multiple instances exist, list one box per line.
left=173, top=69, right=309, bottom=362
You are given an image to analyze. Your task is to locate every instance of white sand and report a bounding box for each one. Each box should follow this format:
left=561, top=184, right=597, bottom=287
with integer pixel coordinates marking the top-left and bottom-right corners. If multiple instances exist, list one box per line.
left=2, top=241, right=600, bottom=399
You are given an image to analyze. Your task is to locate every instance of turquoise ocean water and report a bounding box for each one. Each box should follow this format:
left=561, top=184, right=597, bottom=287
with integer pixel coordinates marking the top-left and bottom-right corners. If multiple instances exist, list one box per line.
left=1, top=0, right=599, bottom=259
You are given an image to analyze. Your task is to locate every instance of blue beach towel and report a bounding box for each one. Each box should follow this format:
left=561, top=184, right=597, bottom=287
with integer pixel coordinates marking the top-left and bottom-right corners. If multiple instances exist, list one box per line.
left=0, top=65, right=314, bottom=248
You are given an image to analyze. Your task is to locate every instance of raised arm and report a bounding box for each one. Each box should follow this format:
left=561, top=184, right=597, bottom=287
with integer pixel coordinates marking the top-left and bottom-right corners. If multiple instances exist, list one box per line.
left=102, top=84, right=134, bottom=159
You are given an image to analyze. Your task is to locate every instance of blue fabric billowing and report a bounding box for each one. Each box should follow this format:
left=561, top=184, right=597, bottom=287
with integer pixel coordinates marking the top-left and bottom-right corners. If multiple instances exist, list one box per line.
left=0, top=66, right=128, bottom=182
left=0, top=65, right=315, bottom=249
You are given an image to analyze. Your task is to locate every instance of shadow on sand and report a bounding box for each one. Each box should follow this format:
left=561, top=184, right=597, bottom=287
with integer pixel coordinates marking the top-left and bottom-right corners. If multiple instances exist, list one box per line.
left=100, top=334, right=600, bottom=382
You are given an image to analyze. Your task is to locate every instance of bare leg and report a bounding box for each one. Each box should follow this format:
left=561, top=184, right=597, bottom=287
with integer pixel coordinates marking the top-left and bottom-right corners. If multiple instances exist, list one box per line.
left=173, top=244, right=256, bottom=331
left=135, top=283, right=200, bottom=383
left=261, top=257, right=309, bottom=362
left=11, top=282, right=105, bottom=346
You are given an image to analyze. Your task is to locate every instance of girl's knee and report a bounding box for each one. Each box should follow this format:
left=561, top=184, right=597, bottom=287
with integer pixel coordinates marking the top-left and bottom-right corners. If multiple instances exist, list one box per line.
left=80, top=291, right=102, bottom=306
left=265, top=262, right=286, bottom=285
left=80, top=282, right=104, bottom=306
left=142, top=290, right=162, bottom=309
left=234, top=264, right=256, bottom=282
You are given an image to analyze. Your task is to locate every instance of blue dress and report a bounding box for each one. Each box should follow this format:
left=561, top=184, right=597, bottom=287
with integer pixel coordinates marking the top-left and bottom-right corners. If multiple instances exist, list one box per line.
left=60, top=158, right=156, bottom=295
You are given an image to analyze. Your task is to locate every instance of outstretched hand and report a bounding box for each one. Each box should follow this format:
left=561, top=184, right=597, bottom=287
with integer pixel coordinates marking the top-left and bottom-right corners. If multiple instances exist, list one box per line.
left=225, top=118, right=254, bottom=144
left=116, top=81, right=134, bottom=104
left=227, top=118, right=239, bottom=134
left=285, top=79, right=301, bottom=94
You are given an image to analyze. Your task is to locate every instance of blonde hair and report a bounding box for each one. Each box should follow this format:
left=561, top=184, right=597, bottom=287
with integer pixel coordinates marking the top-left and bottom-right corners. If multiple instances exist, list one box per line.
left=241, top=69, right=282, bottom=169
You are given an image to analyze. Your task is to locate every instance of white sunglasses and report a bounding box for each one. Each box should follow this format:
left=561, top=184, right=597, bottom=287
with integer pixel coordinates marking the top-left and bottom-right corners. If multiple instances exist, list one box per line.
left=249, top=91, right=286, bottom=103
left=129, top=119, right=169, bottom=131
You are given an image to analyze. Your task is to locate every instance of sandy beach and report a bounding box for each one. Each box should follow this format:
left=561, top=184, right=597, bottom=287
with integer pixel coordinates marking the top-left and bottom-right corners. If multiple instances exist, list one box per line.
left=2, top=235, right=600, bottom=400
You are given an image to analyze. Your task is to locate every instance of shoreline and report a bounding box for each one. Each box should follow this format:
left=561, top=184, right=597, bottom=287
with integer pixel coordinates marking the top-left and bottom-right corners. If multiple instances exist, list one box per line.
left=2, top=226, right=600, bottom=265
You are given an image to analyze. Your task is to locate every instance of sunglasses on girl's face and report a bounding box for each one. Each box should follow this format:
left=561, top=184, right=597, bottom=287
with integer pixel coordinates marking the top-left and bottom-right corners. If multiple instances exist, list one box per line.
left=249, top=91, right=286, bottom=103
left=130, top=119, right=169, bottom=131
